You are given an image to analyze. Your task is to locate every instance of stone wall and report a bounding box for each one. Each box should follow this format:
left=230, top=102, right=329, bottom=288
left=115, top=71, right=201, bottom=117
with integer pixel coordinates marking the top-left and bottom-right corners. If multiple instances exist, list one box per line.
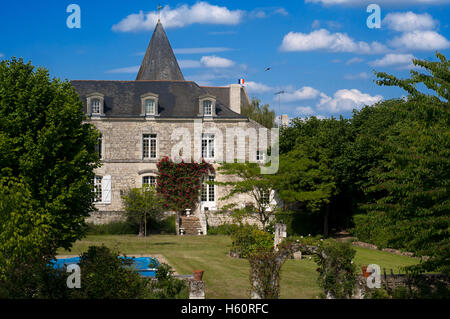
left=87, top=117, right=273, bottom=226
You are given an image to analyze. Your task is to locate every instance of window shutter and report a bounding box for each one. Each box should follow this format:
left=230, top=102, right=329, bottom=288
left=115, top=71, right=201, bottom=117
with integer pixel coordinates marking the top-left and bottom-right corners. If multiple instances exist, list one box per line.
left=102, top=175, right=112, bottom=203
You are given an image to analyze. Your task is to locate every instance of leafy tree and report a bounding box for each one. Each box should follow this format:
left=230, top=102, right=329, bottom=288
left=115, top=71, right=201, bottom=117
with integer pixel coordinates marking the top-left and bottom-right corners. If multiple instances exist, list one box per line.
left=215, top=162, right=277, bottom=231
left=0, top=58, right=100, bottom=255
left=275, top=116, right=353, bottom=236
left=353, top=52, right=450, bottom=274
left=121, top=186, right=165, bottom=237
left=70, top=246, right=148, bottom=299
left=242, top=98, right=276, bottom=129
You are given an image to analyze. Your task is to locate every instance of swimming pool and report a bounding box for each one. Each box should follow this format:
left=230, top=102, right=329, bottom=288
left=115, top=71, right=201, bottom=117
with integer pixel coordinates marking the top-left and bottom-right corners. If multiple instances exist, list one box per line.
left=52, top=256, right=159, bottom=277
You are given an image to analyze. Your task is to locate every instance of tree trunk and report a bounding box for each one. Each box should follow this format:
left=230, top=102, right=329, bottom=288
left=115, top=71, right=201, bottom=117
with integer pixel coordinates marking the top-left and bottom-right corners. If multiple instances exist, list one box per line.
left=138, top=219, right=144, bottom=237
left=323, top=206, right=329, bottom=238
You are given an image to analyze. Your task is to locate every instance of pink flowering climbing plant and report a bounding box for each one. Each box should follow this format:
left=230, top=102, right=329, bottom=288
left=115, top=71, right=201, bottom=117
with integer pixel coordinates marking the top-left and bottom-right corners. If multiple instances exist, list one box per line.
left=156, top=157, right=214, bottom=212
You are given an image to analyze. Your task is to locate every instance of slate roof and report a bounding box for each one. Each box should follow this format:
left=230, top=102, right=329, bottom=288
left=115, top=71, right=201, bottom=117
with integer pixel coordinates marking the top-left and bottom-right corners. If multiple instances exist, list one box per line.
left=136, top=20, right=184, bottom=81
left=71, top=20, right=250, bottom=119
left=71, top=80, right=248, bottom=119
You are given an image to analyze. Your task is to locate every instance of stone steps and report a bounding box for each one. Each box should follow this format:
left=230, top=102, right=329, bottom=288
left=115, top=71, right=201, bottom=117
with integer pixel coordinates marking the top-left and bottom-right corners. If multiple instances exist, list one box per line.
left=180, top=216, right=202, bottom=235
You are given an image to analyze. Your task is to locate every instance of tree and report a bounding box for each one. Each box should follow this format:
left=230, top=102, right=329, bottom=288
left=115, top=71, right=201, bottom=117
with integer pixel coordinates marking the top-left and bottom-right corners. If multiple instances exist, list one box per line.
left=0, top=58, right=100, bottom=254
left=121, top=186, right=165, bottom=237
left=215, top=162, right=277, bottom=231
left=275, top=116, right=352, bottom=237
left=353, top=52, right=450, bottom=274
left=242, top=98, right=276, bottom=129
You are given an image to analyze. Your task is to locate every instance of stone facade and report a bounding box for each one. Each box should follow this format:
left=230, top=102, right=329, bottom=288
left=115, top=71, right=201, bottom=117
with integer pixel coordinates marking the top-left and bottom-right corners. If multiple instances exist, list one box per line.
left=87, top=117, right=273, bottom=230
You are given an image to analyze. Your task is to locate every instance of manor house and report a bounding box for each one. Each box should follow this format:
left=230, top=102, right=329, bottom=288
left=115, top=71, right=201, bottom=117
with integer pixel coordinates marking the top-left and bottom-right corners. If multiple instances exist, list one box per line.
left=71, top=20, right=274, bottom=234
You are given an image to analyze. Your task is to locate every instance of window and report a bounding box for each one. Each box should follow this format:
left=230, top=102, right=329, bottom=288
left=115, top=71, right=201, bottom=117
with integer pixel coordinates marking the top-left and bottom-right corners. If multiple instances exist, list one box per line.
left=91, top=99, right=101, bottom=114
left=144, top=99, right=155, bottom=115
left=143, top=134, right=157, bottom=159
left=256, top=150, right=265, bottom=162
left=141, top=93, right=159, bottom=117
left=93, top=176, right=102, bottom=202
left=143, top=176, right=156, bottom=188
left=203, top=100, right=212, bottom=115
left=261, top=189, right=270, bottom=206
left=201, top=176, right=215, bottom=202
left=95, top=133, right=102, bottom=159
left=201, top=133, right=215, bottom=159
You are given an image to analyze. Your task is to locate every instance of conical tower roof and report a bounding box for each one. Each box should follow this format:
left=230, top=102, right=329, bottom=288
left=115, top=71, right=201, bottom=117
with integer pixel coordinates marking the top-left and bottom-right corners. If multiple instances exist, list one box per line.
left=136, top=20, right=185, bottom=81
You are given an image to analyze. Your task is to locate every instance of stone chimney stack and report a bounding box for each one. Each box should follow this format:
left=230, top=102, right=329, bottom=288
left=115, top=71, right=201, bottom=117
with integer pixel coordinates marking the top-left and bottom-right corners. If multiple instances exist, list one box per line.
left=229, top=84, right=241, bottom=114
left=281, top=114, right=289, bottom=127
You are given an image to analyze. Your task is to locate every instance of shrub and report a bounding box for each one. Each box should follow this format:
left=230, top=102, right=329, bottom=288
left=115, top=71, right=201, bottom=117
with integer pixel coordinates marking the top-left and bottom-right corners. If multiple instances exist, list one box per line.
left=85, top=221, right=136, bottom=235
left=230, top=225, right=274, bottom=258
left=70, top=245, right=148, bottom=299
left=153, top=215, right=176, bottom=235
left=314, top=240, right=357, bottom=299
left=146, top=262, right=189, bottom=299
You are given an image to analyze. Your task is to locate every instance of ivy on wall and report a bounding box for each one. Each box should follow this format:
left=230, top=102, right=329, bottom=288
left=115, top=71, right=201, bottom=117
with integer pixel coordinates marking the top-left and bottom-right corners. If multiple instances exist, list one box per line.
left=156, top=157, right=214, bottom=212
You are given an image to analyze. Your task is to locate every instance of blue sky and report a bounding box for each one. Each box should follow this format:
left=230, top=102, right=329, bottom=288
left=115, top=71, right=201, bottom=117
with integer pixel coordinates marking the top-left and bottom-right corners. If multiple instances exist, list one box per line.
left=1, top=0, right=449, bottom=119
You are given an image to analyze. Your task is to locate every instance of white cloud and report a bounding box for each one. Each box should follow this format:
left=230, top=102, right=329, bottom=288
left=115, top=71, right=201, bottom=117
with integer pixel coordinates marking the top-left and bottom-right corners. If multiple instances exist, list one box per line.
left=274, top=8, right=289, bottom=16
left=383, top=12, right=438, bottom=32
left=305, top=0, right=448, bottom=5
left=296, top=106, right=315, bottom=115
left=344, top=72, right=371, bottom=80
left=174, top=47, right=233, bottom=54
left=0, top=53, right=4, bottom=58
left=280, top=29, right=388, bottom=54
left=106, top=66, right=140, bottom=74
left=369, top=53, right=415, bottom=67
left=179, top=60, right=202, bottom=68
left=317, top=89, right=382, bottom=113
left=245, top=81, right=274, bottom=93
left=278, top=86, right=321, bottom=102
left=112, top=2, right=244, bottom=31
left=389, top=30, right=450, bottom=50
left=312, top=20, right=321, bottom=29
left=346, top=57, right=364, bottom=65
left=200, top=55, right=235, bottom=68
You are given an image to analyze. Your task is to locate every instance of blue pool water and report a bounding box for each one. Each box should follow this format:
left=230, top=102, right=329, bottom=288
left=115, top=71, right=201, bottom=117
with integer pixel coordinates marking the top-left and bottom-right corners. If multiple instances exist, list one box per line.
left=51, top=256, right=159, bottom=277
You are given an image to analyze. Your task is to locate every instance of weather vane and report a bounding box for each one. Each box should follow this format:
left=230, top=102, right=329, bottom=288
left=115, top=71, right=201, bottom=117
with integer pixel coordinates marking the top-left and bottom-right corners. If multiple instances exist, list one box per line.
left=158, top=4, right=163, bottom=21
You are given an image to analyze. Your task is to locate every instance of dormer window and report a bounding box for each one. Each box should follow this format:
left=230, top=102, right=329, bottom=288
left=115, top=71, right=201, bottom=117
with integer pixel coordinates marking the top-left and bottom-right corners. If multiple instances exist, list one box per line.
left=86, top=93, right=105, bottom=116
left=203, top=100, right=212, bottom=115
left=141, top=93, right=159, bottom=117
left=144, top=99, right=156, bottom=115
left=91, top=99, right=101, bottom=114
left=199, top=95, right=216, bottom=117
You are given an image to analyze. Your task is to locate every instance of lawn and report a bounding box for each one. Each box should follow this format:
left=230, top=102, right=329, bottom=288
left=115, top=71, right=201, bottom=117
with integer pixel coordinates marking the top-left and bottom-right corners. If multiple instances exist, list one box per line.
left=58, top=234, right=420, bottom=299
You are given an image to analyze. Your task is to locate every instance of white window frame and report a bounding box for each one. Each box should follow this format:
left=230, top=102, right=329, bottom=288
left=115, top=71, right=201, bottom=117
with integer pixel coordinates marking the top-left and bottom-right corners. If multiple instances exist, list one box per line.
left=86, top=93, right=105, bottom=116
left=143, top=134, right=157, bottom=159
left=201, top=133, right=215, bottom=159
left=93, top=176, right=102, bottom=202
left=201, top=175, right=215, bottom=203
left=256, top=150, right=265, bottom=163
left=203, top=100, right=212, bottom=115
left=144, top=98, right=156, bottom=115
left=198, top=95, right=216, bottom=117
left=140, top=93, right=159, bottom=117
left=142, top=175, right=156, bottom=189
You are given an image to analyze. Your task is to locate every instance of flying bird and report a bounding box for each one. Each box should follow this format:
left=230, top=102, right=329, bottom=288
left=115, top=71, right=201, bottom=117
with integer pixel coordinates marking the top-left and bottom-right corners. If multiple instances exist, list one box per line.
left=265, top=67, right=271, bottom=71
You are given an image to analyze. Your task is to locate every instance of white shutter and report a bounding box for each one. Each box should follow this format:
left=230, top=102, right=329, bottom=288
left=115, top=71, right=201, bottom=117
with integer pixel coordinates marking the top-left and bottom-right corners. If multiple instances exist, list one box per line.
left=102, top=175, right=112, bottom=203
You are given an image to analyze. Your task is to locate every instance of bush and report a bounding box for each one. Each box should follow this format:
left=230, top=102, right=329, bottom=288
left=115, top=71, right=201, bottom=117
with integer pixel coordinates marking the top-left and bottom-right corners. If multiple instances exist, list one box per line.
left=85, top=221, right=136, bottom=235
left=207, top=223, right=240, bottom=235
left=146, top=262, right=189, bottom=299
left=70, top=245, right=148, bottom=299
left=153, top=215, right=176, bottom=235
left=230, top=225, right=274, bottom=258
left=314, top=240, right=357, bottom=299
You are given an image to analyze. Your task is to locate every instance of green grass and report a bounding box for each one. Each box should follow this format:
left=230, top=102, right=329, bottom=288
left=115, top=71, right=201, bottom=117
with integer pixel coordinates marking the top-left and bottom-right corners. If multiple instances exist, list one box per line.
left=58, top=235, right=420, bottom=299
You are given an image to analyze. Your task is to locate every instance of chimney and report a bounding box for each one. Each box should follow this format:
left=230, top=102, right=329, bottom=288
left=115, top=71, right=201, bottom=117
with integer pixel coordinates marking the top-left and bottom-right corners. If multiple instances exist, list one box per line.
left=281, top=114, right=289, bottom=127
left=229, top=84, right=241, bottom=114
